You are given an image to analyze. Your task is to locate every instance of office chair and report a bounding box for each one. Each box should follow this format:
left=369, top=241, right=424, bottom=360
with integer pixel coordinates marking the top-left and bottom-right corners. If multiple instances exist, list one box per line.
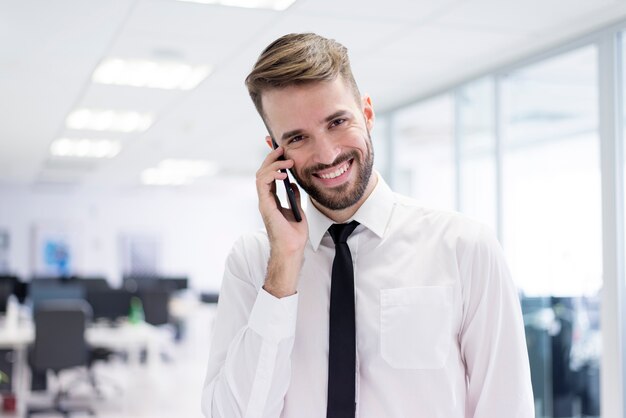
left=0, top=277, right=14, bottom=313
left=139, top=288, right=170, bottom=326
left=27, top=299, right=94, bottom=417
left=82, top=288, right=132, bottom=396
left=28, top=282, right=85, bottom=311
left=85, top=288, right=132, bottom=322
left=136, top=289, right=175, bottom=363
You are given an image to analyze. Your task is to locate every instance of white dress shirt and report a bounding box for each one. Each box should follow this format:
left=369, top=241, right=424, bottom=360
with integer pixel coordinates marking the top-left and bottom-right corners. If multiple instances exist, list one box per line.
left=202, top=175, right=534, bottom=418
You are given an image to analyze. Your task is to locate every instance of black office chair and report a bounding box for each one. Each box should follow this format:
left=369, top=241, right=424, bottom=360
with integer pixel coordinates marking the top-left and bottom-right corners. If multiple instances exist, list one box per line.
left=28, top=282, right=85, bottom=311
left=83, top=288, right=132, bottom=396
left=0, top=277, right=14, bottom=313
left=27, top=299, right=94, bottom=417
left=139, top=288, right=170, bottom=326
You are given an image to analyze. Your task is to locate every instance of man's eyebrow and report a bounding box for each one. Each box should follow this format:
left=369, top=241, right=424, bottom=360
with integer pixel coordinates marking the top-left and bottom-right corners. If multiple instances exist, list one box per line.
left=324, top=110, right=350, bottom=123
left=281, top=129, right=304, bottom=142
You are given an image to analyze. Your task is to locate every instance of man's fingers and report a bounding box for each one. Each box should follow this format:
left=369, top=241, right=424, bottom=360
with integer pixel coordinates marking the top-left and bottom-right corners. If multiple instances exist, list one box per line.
left=260, top=144, right=285, bottom=167
left=256, top=162, right=293, bottom=187
left=256, top=169, right=288, bottom=192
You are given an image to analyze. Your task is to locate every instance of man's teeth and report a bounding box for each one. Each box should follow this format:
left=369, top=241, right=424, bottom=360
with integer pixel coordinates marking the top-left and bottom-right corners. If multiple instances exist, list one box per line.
left=319, top=162, right=349, bottom=179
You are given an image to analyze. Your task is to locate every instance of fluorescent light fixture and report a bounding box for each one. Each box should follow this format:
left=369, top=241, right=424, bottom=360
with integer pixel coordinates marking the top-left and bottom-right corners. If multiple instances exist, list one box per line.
left=66, top=109, right=154, bottom=133
left=92, top=58, right=211, bottom=90
left=175, top=0, right=296, bottom=11
left=141, top=168, right=191, bottom=186
left=141, top=159, right=218, bottom=186
left=50, top=138, right=121, bottom=159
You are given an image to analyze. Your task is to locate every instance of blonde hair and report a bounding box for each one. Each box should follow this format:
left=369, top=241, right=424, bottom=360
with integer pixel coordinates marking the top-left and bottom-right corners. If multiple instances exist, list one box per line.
left=245, top=33, right=361, bottom=118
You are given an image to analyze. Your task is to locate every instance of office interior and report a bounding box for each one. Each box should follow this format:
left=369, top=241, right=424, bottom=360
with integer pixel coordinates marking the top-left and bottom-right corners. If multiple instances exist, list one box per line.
left=1, top=0, right=626, bottom=417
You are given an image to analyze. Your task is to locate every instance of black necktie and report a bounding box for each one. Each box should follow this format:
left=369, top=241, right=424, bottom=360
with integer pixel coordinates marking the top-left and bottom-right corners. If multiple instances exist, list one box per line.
left=327, top=220, right=359, bottom=418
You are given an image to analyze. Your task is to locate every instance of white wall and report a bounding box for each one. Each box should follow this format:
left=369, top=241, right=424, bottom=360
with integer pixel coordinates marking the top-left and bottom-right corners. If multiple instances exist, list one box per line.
left=0, top=179, right=261, bottom=292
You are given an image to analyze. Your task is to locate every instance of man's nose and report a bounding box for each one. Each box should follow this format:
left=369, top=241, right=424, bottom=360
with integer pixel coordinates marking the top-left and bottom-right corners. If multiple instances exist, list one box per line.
left=312, top=134, right=341, bottom=165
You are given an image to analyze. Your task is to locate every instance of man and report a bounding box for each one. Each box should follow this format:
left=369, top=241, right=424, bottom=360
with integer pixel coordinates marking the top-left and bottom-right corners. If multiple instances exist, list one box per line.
left=202, top=33, right=534, bottom=418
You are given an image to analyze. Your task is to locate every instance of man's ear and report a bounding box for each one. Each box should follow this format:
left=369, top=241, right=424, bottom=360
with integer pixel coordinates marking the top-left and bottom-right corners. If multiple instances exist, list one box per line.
left=362, top=95, right=375, bottom=131
left=265, top=135, right=274, bottom=149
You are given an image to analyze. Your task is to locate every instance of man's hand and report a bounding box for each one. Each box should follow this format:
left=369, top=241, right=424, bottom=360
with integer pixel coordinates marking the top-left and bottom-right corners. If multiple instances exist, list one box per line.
left=256, top=143, right=308, bottom=298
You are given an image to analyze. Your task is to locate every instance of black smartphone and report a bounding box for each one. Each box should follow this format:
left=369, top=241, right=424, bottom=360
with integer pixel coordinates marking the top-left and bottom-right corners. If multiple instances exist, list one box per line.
left=271, top=138, right=302, bottom=222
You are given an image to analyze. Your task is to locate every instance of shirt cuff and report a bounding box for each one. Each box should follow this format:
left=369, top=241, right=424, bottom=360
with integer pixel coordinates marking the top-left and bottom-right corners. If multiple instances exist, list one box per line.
left=248, top=288, right=298, bottom=344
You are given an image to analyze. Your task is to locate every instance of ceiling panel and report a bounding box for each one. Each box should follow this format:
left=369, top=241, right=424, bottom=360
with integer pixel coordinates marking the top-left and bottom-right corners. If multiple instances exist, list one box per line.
left=293, top=0, right=464, bottom=24
left=356, top=23, right=535, bottom=111
left=437, top=0, right=617, bottom=33
left=0, top=0, right=133, bottom=63
left=115, top=0, right=280, bottom=64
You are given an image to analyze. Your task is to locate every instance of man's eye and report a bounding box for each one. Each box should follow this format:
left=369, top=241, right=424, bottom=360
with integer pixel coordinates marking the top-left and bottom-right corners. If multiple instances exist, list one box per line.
left=289, top=135, right=304, bottom=144
left=330, top=118, right=346, bottom=127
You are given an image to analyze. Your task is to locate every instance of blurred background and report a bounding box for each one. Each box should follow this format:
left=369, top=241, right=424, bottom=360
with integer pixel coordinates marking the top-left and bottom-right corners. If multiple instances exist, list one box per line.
left=1, top=0, right=626, bottom=417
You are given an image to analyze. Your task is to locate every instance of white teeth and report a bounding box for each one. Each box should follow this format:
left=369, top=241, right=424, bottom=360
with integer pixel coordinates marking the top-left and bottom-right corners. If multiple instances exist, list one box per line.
left=319, top=161, right=349, bottom=179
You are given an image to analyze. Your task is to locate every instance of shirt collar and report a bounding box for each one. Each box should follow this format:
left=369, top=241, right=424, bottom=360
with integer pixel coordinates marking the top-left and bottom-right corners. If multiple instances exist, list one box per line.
left=307, top=172, right=395, bottom=251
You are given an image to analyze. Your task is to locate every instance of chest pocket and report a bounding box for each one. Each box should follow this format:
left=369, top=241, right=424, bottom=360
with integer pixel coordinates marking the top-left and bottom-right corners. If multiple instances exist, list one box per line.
left=380, top=285, right=454, bottom=369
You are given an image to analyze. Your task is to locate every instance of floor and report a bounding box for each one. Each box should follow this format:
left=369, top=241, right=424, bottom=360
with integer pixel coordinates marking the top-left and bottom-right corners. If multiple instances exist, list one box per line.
left=9, top=302, right=216, bottom=418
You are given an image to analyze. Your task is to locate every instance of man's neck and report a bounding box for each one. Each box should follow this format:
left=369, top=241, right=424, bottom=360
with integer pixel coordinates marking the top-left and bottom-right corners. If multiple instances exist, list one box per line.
left=311, top=173, right=379, bottom=224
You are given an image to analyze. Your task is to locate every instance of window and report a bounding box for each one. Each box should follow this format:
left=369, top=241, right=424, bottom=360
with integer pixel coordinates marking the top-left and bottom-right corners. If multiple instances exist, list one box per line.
left=501, top=46, right=602, bottom=417
left=372, top=115, right=390, bottom=181
left=392, top=94, right=456, bottom=210
left=457, top=78, right=497, bottom=231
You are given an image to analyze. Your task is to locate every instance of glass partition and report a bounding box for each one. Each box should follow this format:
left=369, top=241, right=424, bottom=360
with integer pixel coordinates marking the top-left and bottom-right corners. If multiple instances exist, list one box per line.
left=372, top=115, right=390, bottom=181
left=621, top=34, right=626, bottom=418
left=457, top=78, right=497, bottom=231
left=501, top=46, right=602, bottom=418
left=393, top=94, right=456, bottom=210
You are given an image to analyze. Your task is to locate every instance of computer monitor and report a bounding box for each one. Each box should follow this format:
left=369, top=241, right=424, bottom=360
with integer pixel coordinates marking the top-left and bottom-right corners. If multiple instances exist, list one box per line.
left=159, top=277, right=188, bottom=292
left=0, top=275, right=27, bottom=304
left=123, top=275, right=188, bottom=293
left=123, top=275, right=158, bottom=293
left=73, top=277, right=110, bottom=292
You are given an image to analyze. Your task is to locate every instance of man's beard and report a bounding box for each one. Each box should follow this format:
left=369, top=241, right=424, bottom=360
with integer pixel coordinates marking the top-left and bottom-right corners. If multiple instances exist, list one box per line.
left=289, top=133, right=374, bottom=211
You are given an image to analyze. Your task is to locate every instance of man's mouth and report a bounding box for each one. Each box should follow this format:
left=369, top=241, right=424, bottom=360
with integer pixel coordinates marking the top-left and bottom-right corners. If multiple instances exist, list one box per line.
left=313, top=159, right=353, bottom=180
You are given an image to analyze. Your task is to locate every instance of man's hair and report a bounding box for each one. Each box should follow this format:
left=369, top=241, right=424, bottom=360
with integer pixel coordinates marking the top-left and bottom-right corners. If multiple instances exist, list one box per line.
left=245, top=33, right=361, bottom=119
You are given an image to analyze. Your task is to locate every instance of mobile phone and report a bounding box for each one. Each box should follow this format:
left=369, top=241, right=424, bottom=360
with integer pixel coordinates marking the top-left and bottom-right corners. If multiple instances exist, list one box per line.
left=271, top=138, right=302, bottom=222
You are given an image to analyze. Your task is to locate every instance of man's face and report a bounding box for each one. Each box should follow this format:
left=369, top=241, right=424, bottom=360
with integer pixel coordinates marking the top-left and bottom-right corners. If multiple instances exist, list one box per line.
left=262, top=77, right=375, bottom=211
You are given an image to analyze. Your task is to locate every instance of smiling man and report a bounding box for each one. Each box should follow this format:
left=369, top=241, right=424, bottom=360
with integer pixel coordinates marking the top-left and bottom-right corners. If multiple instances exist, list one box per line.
left=201, top=33, right=534, bottom=418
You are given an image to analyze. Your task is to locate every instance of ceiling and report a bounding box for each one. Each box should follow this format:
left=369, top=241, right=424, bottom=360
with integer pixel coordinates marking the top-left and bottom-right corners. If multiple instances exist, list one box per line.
left=1, top=0, right=624, bottom=193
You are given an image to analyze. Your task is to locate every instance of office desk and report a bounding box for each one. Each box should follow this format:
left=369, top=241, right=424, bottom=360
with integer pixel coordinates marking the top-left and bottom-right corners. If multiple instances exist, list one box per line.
left=0, top=320, right=171, bottom=367
left=86, top=321, right=172, bottom=369
left=0, top=321, right=35, bottom=415
left=0, top=318, right=172, bottom=415
left=0, top=325, right=34, bottom=348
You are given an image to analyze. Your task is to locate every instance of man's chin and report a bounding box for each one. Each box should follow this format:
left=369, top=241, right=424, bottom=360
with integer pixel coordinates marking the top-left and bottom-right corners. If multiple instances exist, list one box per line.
left=307, top=184, right=362, bottom=211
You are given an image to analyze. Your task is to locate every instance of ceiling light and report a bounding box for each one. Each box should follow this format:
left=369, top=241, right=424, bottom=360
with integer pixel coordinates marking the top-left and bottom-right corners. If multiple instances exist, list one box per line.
left=141, top=159, right=218, bottom=186
left=66, top=109, right=154, bottom=133
left=92, top=58, right=211, bottom=90
left=159, top=159, right=217, bottom=176
left=175, top=0, right=296, bottom=11
left=50, top=138, right=121, bottom=159
left=141, top=168, right=191, bottom=186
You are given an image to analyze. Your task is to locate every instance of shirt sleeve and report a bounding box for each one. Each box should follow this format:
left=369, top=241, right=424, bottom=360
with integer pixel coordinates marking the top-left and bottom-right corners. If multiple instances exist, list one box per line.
left=459, top=226, right=535, bottom=418
left=201, top=236, right=298, bottom=418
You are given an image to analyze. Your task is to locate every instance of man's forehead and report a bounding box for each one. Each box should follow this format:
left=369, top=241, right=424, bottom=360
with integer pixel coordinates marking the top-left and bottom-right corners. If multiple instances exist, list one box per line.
left=261, top=79, right=358, bottom=129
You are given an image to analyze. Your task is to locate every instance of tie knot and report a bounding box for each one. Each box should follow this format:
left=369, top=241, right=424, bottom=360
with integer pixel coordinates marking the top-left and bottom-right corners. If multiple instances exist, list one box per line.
left=328, top=221, right=359, bottom=244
